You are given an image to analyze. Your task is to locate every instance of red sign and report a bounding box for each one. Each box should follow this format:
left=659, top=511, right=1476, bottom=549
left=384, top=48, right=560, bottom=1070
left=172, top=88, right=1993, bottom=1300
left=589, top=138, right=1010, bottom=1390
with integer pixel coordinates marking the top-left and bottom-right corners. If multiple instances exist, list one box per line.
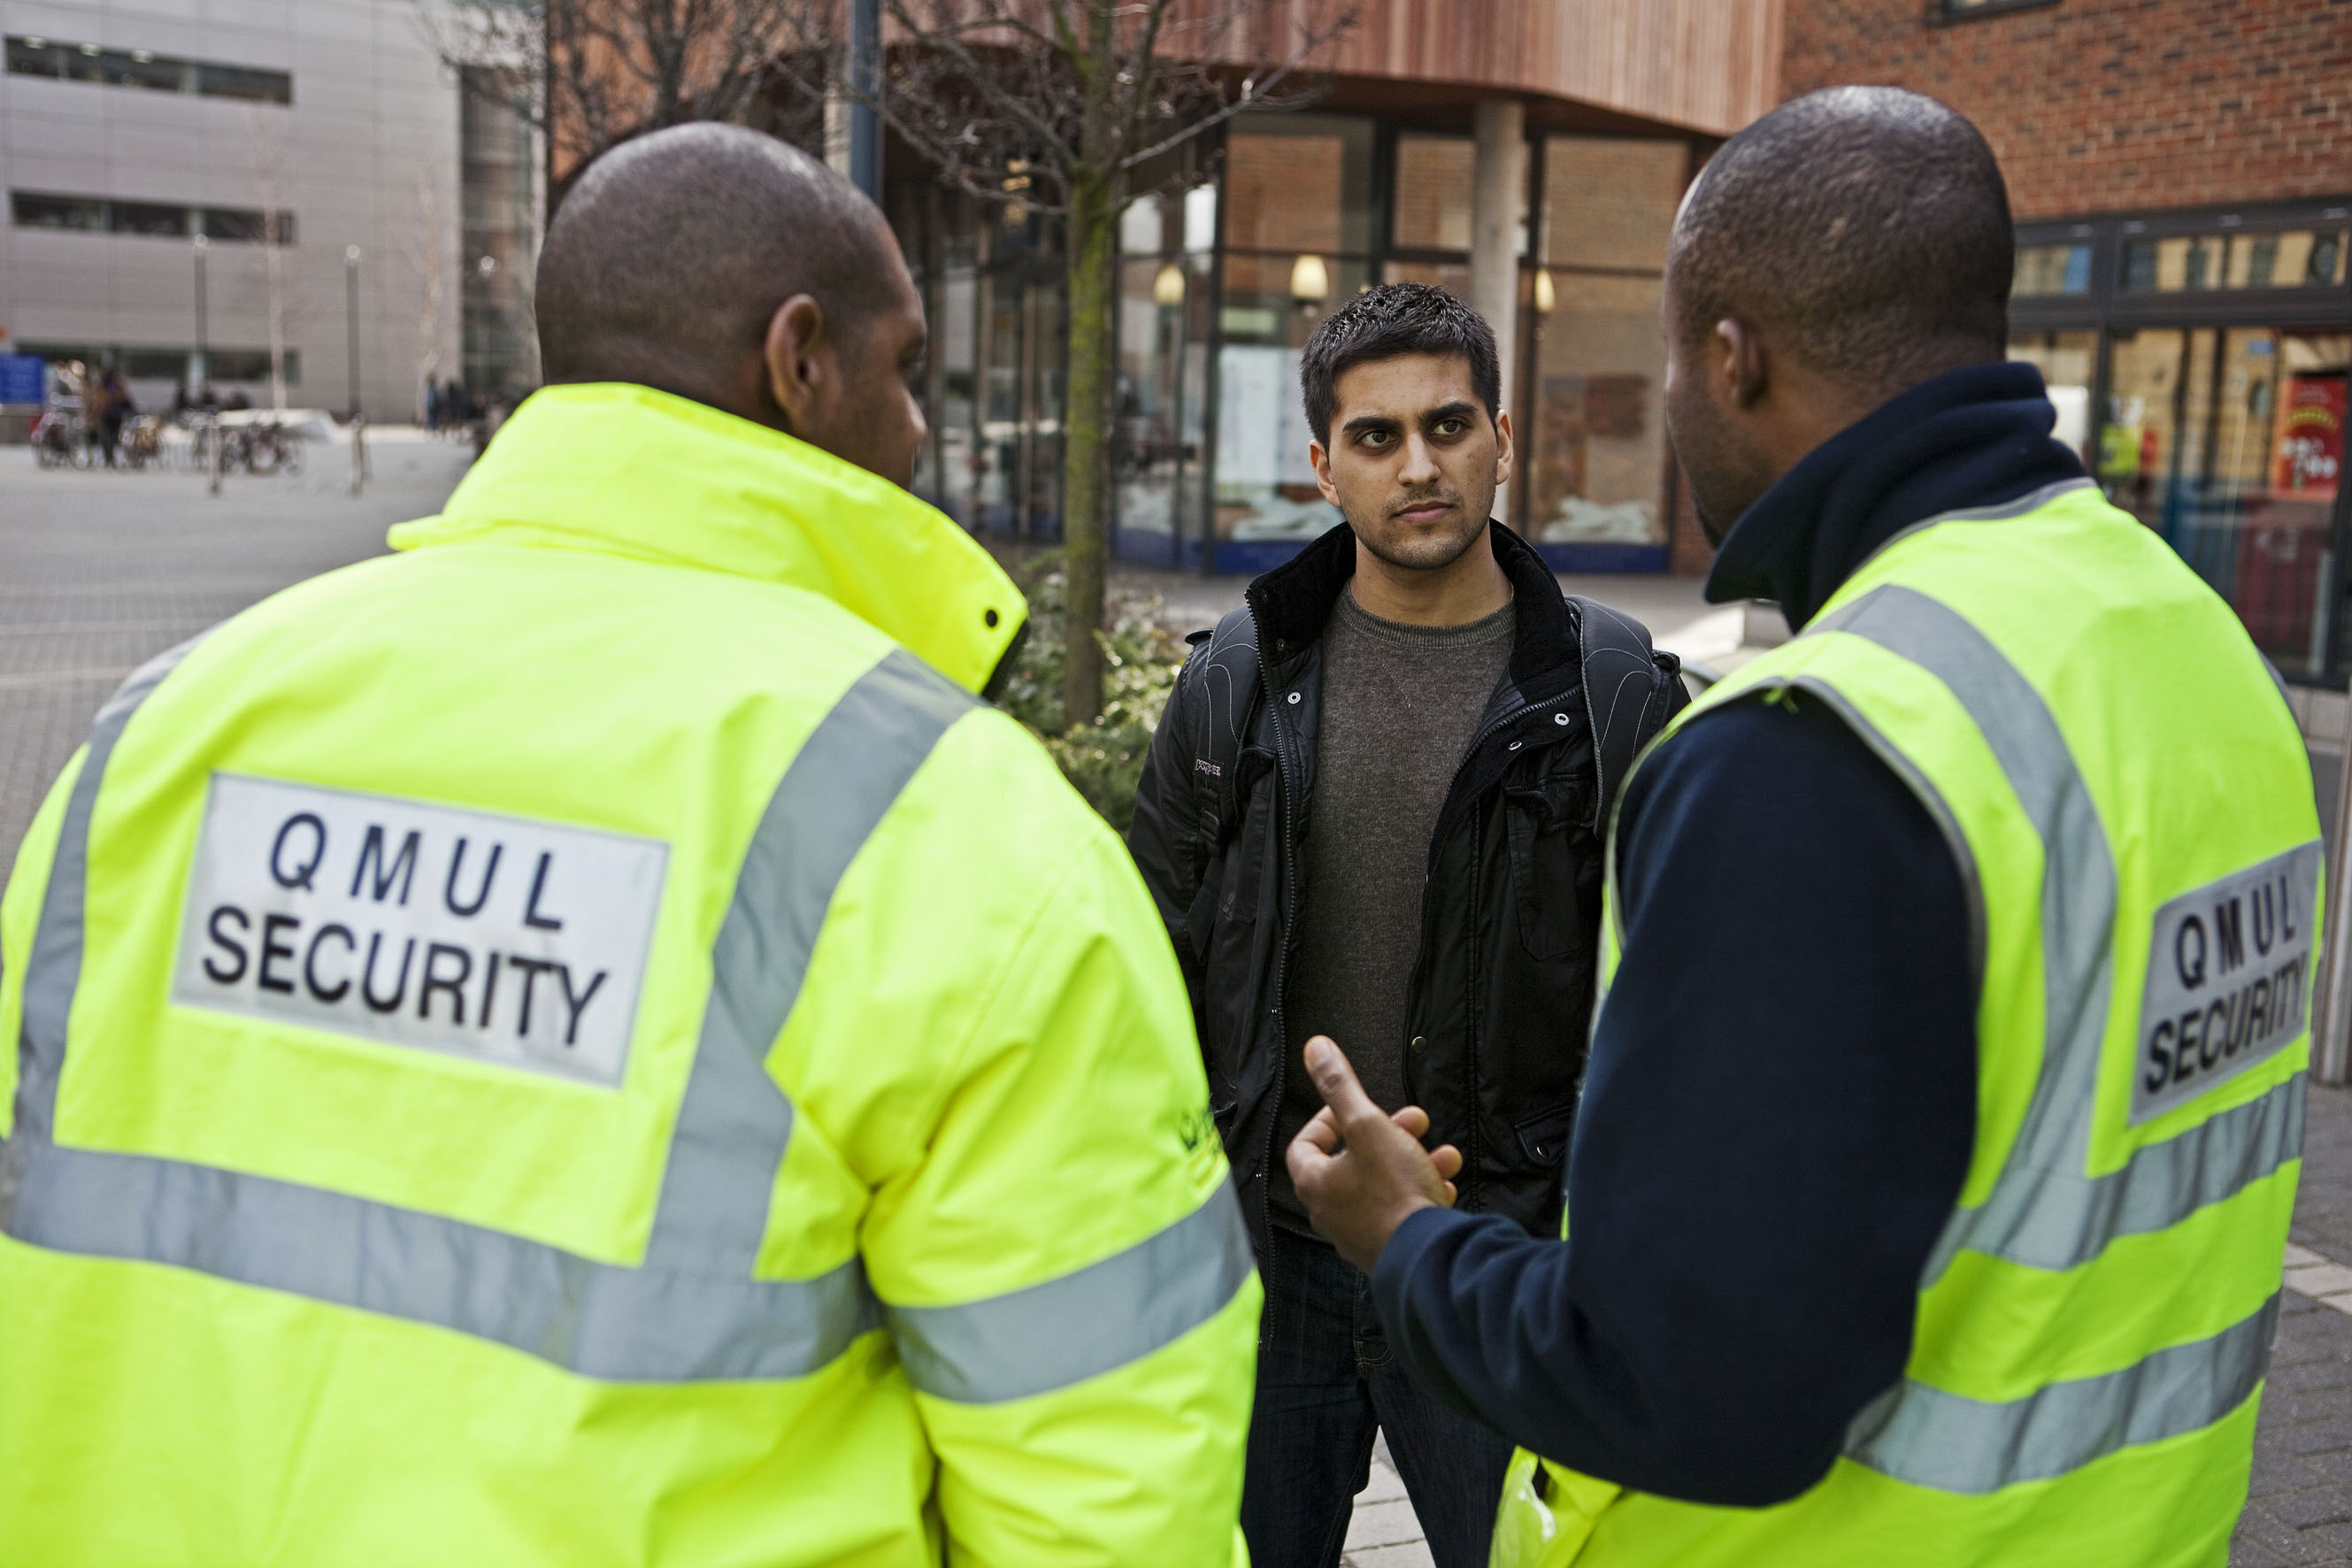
left=2273, top=373, right=2346, bottom=496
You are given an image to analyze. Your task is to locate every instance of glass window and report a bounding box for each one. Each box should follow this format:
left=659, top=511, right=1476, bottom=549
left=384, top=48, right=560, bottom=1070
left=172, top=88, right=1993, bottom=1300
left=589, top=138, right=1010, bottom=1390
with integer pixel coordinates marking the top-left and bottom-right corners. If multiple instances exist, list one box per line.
left=12, top=191, right=104, bottom=230
left=198, top=206, right=294, bottom=245
left=207, top=348, right=299, bottom=384
left=1211, top=253, right=1370, bottom=562
left=2101, top=327, right=2350, bottom=677
left=2124, top=229, right=2346, bottom=292
left=4, top=36, right=64, bottom=77
left=1393, top=135, right=1473, bottom=252
left=109, top=199, right=188, bottom=238
left=1221, top=115, right=1373, bottom=257
left=196, top=62, right=292, bottom=104
left=4, top=36, right=286, bottom=101
left=110, top=50, right=191, bottom=93
left=1114, top=241, right=1209, bottom=565
left=2014, top=242, right=2092, bottom=297
left=1542, top=138, right=1684, bottom=272
left=118, top=347, right=188, bottom=380
left=1380, top=258, right=1470, bottom=298
left=1516, top=136, right=1686, bottom=565
left=2008, top=330, right=2096, bottom=465
left=61, top=41, right=108, bottom=83
left=1525, top=273, right=1670, bottom=558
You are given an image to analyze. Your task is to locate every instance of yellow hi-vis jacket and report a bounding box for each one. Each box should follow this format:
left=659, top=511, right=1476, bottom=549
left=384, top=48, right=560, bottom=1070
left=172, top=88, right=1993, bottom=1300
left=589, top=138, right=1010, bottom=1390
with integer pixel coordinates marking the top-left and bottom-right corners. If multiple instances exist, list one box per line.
left=0, top=382, right=1260, bottom=1567
left=1493, top=478, right=2318, bottom=1568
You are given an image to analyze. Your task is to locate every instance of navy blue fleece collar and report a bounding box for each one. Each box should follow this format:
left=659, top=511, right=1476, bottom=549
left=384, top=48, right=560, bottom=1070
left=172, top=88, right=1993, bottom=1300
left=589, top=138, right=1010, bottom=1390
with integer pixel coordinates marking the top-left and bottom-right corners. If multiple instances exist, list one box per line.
left=1704, top=361, right=2087, bottom=630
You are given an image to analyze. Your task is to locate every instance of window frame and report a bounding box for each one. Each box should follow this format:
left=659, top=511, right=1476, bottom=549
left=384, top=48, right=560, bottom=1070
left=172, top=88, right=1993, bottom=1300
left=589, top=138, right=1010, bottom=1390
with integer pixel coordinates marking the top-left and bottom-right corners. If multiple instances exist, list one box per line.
left=2, top=35, right=288, bottom=104
left=1928, top=0, right=2063, bottom=24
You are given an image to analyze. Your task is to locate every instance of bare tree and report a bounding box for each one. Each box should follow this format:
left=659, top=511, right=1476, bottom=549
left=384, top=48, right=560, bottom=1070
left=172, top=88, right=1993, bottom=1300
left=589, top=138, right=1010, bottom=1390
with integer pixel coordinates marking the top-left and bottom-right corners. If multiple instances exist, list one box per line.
left=428, top=0, right=1354, bottom=726
left=419, top=0, right=828, bottom=203
left=245, top=107, right=296, bottom=415
left=400, top=167, right=450, bottom=421
left=796, top=0, right=1357, bottom=725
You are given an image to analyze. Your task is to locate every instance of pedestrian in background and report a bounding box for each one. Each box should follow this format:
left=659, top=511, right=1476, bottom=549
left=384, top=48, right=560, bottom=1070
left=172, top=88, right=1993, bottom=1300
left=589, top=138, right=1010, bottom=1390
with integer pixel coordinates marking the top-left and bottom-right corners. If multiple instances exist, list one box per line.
left=0, top=123, right=1257, bottom=1567
left=81, top=365, right=112, bottom=467
left=1131, top=282, right=1681, bottom=1568
left=95, top=366, right=131, bottom=468
left=1289, top=86, right=2318, bottom=1568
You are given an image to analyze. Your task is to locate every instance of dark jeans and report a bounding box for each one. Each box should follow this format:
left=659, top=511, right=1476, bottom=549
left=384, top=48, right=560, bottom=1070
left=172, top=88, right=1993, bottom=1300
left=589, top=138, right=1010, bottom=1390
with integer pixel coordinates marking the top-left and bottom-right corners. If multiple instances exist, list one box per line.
left=1241, top=1225, right=1513, bottom=1568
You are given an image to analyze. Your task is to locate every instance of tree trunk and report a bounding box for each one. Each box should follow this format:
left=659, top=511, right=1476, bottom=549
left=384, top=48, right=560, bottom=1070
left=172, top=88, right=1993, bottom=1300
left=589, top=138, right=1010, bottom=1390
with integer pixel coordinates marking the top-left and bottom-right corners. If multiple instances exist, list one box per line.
left=1059, top=171, right=1117, bottom=728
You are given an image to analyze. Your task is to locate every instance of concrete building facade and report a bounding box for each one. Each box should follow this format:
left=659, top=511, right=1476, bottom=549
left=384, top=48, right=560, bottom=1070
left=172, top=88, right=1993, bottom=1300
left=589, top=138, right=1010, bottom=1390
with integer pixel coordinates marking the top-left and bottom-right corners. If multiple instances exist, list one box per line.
left=0, top=0, right=483, bottom=420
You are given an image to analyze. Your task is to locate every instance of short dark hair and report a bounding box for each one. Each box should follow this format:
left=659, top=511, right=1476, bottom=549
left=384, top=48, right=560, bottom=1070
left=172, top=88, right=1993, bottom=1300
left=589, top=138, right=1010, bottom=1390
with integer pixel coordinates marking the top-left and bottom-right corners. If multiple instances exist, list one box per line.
left=537, top=123, right=899, bottom=393
left=1668, top=87, right=2013, bottom=400
left=1299, top=282, right=1501, bottom=447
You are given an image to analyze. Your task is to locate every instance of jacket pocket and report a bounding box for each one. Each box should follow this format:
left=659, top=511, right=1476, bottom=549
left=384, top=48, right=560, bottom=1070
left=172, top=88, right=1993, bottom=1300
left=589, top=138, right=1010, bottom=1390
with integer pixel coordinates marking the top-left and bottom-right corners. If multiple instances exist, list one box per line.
left=1217, top=747, right=1278, bottom=925
left=1198, top=749, right=1280, bottom=1102
left=1512, top=1107, right=1576, bottom=1173
left=1503, top=779, right=1591, bottom=963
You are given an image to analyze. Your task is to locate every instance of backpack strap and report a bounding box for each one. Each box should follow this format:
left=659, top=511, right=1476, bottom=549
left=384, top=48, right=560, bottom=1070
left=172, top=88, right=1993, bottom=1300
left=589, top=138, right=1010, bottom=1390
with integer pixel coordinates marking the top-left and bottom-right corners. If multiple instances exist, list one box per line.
left=1564, top=594, right=1684, bottom=826
left=1183, top=604, right=1266, bottom=851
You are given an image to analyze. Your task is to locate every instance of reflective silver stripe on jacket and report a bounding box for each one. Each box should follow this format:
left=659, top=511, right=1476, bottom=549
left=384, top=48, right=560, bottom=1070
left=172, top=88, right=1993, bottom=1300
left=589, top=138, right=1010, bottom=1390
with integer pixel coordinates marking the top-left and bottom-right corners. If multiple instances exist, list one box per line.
left=0, top=646, right=961, bottom=1381
left=888, top=1186, right=1256, bottom=1404
left=1845, top=1292, right=2279, bottom=1494
left=1802, top=582, right=2296, bottom=1488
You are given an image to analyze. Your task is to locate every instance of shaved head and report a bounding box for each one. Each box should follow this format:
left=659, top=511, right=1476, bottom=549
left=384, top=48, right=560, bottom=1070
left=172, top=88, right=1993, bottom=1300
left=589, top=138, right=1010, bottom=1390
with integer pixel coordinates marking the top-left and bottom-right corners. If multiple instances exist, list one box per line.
left=534, top=122, right=929, bottom=482
left=1662, top=88, right=2016, bottom=542
left=1668, top=87, right=2012, bottom=403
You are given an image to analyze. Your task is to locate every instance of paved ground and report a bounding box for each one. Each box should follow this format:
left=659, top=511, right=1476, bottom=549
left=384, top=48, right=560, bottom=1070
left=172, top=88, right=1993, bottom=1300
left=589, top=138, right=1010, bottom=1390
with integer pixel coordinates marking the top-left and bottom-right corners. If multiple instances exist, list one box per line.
left=0, top=433, right=473, bottom=880
left=5, top=449, right=2352, bottom=1561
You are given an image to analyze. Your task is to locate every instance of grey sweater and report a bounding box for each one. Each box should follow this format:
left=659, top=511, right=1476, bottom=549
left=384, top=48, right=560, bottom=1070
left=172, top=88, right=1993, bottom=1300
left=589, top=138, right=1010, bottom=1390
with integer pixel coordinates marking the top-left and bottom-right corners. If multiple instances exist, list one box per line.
left=1268, top=588, right=1515, bottom=1236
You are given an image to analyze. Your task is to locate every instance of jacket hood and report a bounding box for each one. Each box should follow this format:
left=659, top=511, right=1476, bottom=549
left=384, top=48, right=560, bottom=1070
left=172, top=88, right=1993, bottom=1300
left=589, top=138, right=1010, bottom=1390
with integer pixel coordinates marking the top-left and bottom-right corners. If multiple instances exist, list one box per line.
left=1703, top=360, right=2087, bottom=630
left=388, top=382, right=1026, bottom=696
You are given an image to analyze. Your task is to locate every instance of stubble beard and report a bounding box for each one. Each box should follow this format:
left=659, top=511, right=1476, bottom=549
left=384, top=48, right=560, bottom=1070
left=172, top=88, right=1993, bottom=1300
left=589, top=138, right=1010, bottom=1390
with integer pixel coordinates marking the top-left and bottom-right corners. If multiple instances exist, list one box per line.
left=1352, top=474, right=1494, bottom=573
left=1357, top=515, right=1485, bottom=573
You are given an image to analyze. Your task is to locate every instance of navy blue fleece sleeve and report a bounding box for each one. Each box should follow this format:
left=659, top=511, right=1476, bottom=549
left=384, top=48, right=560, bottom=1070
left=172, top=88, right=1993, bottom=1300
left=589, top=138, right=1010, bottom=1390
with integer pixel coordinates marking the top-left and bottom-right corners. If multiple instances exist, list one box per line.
left=1371, top=693, right=1976, bottom=1506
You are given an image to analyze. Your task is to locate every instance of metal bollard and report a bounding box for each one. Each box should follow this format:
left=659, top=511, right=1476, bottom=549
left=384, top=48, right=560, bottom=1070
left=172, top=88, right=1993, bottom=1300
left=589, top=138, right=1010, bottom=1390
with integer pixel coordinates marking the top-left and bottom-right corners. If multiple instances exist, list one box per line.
left=207, top=415, right=223, bottom=497
left=2314, top=692, right=2352, bottom=1084
left=350, top=415, right=366, bottom=498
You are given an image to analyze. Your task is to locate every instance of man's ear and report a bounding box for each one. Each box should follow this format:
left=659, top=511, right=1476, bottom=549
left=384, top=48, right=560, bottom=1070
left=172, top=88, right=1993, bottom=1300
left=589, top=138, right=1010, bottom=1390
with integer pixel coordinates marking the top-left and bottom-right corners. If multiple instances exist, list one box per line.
left=1492, top=408, right=1515, bottom=488
left=1716, top=316, right=1769, bottom=411
left=1310, top=438, right=1342, bottom=509
left=763, top=294, right=831, bottom=434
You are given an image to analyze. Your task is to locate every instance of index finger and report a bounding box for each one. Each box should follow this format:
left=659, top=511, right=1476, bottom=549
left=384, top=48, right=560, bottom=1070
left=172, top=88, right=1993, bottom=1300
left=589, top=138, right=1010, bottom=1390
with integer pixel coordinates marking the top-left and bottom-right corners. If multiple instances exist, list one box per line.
left=1294, top=1103, right=1341, bottom=1157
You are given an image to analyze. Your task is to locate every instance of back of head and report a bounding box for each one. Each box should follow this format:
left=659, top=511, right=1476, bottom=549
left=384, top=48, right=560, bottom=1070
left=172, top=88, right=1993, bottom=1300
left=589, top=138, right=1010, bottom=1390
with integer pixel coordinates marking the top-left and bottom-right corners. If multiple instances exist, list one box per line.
left=1300, top=281, right=1500, bottom=447
left=1668, top=87, right=2013, bottom=404
left=535, top=122, right=895, bottom=405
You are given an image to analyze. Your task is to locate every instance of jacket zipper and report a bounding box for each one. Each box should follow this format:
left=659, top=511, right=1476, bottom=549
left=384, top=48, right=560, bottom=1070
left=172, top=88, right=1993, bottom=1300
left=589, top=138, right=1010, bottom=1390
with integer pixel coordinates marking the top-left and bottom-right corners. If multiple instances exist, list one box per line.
left=1257, top=615, right=1306, bottom=1324
left=1404, top=684, right=1576, bottom=1215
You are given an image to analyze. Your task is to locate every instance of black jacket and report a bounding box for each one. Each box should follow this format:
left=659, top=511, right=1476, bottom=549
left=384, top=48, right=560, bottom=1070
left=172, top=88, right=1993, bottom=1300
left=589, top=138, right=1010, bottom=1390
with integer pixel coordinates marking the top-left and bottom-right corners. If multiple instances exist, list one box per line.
left=1126, top=519, right=1683, bottom=1273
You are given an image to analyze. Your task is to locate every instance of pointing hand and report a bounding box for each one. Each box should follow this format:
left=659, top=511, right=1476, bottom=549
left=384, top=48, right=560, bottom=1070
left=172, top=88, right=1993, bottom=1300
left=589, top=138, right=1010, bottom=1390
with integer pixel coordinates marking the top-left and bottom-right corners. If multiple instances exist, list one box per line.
left=1286, top=1035, right=1463, bottom=1273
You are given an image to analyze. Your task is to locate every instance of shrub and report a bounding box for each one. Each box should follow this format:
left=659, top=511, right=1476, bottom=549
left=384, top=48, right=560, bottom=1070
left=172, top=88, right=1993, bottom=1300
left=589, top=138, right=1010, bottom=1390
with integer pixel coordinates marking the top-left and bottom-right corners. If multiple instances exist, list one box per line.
left=994, top=556, right=1190, bottom=834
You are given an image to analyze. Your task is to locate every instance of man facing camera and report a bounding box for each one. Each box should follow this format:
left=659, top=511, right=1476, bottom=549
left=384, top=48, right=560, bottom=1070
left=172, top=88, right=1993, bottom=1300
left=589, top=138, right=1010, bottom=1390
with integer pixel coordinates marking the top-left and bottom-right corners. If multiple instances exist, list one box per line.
left=1130, top=283, right=1684, bottom=1568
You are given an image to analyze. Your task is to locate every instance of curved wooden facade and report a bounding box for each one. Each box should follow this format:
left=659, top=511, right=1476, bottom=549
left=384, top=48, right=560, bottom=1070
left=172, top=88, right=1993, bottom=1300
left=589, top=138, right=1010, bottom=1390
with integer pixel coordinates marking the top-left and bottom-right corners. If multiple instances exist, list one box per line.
left=1302, top=0, right=1783, bottom=138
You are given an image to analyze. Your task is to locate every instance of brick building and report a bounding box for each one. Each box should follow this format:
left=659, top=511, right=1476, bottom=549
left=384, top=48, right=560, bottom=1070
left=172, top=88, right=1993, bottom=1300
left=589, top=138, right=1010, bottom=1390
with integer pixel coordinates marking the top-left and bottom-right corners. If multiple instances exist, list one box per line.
left=1774, top=0, right=2352, bottom=682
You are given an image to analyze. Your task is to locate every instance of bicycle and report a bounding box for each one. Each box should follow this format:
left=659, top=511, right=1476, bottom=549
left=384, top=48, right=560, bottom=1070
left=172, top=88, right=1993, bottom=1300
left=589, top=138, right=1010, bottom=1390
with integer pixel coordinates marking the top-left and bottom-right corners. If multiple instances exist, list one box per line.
left=30, top=410, right=88, bottom=469
left=240, top=421, right=304, bottom=476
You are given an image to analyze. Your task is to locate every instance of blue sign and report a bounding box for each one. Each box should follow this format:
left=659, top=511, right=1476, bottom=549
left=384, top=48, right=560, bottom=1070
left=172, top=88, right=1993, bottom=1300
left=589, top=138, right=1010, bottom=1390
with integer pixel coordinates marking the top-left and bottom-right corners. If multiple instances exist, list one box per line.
left=0, top=355, right=44, bottom=405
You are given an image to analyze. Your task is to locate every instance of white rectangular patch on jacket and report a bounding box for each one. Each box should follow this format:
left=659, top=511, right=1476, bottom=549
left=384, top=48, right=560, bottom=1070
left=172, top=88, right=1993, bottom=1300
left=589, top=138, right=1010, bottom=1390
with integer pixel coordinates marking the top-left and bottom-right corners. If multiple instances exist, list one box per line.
left=2133, top=840, right=2323, bottom=1125
left=172, top=773, right=669, bottom=1088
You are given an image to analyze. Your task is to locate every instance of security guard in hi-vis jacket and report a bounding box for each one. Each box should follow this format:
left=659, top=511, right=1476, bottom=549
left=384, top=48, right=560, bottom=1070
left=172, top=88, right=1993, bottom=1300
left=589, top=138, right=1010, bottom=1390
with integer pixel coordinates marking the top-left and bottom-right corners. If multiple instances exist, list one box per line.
left=0, top=123, right=1257, bottom=1567
left=1289, top=88, right=2319, bottom=1568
